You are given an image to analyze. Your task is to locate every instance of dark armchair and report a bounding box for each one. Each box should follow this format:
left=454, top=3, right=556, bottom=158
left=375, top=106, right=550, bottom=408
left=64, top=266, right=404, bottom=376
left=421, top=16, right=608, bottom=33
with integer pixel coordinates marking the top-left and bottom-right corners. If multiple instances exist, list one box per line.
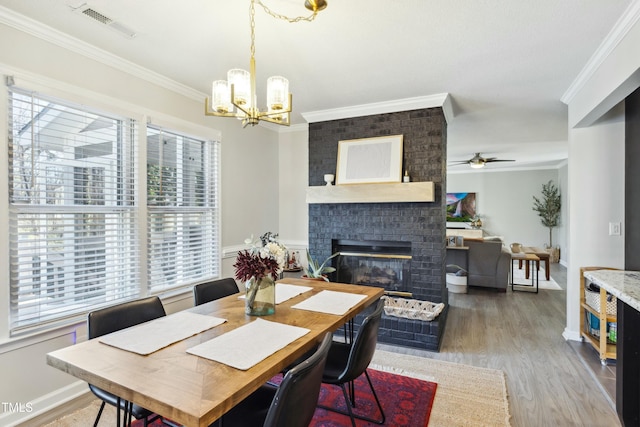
left=87, top=296, right=166, bottom=427
left=217, top=332, right=332, bottom=427
left=193, top=278, right=240, bottom=306
left=319, top=299, right=386, bottom=426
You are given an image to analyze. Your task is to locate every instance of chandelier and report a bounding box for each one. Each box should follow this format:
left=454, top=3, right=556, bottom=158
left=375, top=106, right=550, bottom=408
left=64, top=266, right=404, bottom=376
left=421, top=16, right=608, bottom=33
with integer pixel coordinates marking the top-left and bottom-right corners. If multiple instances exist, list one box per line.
left=205, top=0, right=327, bottom=127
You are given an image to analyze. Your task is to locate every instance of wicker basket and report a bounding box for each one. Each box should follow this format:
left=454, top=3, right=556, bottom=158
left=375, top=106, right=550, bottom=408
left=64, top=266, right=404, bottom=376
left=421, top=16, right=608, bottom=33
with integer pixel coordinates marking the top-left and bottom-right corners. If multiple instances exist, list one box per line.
left=585, top=287, right=617, bottom=316
left=381, top=296, right=445, bottom=321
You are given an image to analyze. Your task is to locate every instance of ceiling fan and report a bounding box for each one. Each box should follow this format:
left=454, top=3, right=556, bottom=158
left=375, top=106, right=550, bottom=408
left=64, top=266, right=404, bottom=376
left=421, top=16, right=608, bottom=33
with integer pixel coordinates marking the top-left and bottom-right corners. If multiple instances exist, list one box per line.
left=449, top=153, right=515, bottom=169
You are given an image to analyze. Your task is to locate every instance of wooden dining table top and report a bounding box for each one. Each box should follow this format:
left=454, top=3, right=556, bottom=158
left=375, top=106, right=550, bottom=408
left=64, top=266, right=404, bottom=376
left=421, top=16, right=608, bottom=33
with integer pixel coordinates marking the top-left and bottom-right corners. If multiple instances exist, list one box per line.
left=46, top=279, right=384, bottom=427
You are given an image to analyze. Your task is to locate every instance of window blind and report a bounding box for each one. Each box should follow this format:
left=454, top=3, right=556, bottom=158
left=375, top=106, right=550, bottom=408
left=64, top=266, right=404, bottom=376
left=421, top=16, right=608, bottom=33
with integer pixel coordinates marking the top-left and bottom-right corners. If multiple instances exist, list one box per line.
left=146, top=126, right=220, bottom=292
left=8, top=87, right=139, bottom=334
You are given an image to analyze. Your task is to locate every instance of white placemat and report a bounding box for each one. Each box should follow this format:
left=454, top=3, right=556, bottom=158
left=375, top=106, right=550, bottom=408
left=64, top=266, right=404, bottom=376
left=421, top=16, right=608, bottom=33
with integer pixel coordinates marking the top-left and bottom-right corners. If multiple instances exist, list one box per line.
left=291, top=290, right=367, bottom=315
left=274, top=283, right=313, bottom=303
left=186, top=318, right=310, bottom=370
left=238, top=283, right=313, bottom=304
left=99, top=311, right=226, bottom=355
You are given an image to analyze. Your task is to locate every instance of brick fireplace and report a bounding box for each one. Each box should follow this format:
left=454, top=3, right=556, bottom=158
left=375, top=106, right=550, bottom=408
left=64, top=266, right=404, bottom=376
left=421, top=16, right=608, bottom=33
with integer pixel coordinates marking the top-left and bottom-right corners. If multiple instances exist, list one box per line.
left=308, top=108, right=448, bottom=351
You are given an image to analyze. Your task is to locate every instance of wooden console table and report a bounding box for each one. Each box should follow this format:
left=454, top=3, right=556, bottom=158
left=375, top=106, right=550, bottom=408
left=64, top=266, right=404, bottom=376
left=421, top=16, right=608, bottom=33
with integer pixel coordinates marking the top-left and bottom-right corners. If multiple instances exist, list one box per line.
left=446, top=228, right=483, bottom=239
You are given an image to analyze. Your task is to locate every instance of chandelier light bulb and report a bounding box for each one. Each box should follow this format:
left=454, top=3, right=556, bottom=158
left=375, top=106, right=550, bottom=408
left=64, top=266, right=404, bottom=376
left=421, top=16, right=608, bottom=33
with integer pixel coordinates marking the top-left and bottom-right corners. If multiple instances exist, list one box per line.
left=212, top=80, right=232, bottom=113
left=227, top=69, right=251, bottom=107
left=267, top=76, right=289, bottom=112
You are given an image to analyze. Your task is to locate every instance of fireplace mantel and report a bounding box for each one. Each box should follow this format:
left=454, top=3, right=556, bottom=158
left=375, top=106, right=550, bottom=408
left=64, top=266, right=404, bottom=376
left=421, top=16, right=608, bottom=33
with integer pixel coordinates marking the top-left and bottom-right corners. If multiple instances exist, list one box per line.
left=306, top=182, right=434, bottom=204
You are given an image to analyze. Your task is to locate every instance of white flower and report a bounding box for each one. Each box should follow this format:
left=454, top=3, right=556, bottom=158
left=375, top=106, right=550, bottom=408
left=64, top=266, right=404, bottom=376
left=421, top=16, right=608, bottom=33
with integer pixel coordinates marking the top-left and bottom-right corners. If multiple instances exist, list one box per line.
left=260, top=242, right=287, bottom=274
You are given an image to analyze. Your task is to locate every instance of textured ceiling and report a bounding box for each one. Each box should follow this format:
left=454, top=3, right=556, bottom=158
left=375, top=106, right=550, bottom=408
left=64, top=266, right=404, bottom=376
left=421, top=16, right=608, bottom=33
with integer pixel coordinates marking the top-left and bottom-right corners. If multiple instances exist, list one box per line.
left=0, top=0, right=633, bottom=170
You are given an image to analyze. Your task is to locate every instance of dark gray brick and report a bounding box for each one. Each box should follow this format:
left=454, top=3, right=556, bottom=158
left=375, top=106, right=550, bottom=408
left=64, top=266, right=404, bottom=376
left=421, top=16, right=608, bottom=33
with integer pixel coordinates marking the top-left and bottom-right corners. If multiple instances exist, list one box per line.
left=308, top=107, right=448, bottom=351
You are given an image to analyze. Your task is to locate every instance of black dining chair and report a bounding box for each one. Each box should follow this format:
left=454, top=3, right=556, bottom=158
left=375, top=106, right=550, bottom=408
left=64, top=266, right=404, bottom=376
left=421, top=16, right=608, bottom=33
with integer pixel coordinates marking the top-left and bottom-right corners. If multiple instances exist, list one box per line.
left=216, top=332, right=333, bottom=427
left=87, top=296, right=166, bottom=427
left=193, top=277, right=240, bottom=306
left=319, top=298, right=386, bottom=427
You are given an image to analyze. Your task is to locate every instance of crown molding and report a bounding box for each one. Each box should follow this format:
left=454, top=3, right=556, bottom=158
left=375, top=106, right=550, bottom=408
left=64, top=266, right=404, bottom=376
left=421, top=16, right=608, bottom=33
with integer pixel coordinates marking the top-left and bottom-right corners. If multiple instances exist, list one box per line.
left=301, top=93, right=453, bottom=124
left=561, top=0, right=640, bottom=104
left=0, top=6, right=455, bottom=131
left=0, top=6, right=206, bottom=102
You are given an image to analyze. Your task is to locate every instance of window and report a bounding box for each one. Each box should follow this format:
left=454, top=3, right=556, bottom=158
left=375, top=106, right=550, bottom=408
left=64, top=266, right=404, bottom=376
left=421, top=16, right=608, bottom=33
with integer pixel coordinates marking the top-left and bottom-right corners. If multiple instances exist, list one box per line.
left=147, top=126, right=220, bottom=292
left=8, top=87, right=139, bottom=334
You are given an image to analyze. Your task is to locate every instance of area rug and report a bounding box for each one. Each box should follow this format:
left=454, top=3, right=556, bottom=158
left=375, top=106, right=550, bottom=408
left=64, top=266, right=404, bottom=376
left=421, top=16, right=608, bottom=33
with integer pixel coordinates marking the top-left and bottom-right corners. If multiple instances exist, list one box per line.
left=126, top=368, right=435, bottom=427
left=327, top=369, right=435, bottom=426
left=511, top=265, right=562, bottom=290
left=44, top=350, right=509, bottom=427
left=371, top=350, right=511, bottom=427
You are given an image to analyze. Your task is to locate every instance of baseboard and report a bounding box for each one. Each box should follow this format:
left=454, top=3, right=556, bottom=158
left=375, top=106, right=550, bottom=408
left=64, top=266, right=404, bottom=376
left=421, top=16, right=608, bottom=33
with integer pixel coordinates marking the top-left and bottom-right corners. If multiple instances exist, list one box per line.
left=563, top=328, right=582, bottom=342
left=1, top=381, right=90, bottom=427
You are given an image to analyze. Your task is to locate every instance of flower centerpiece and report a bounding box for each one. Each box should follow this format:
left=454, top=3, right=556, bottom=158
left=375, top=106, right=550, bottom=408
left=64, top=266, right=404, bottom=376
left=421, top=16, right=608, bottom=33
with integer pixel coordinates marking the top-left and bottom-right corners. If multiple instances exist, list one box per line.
left=233, top=232, right=287, bottom=316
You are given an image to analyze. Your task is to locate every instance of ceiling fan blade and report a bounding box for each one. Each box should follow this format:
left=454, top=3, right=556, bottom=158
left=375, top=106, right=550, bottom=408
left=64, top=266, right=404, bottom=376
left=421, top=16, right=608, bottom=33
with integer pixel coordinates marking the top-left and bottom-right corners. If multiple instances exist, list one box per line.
left=450, top=153, right=516, bottom=168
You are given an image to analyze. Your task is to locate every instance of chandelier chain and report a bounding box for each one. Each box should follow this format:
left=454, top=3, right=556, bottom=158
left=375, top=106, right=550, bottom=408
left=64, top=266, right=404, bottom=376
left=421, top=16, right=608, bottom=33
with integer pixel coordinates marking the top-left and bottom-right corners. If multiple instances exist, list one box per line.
left=256, top=0, right=319, bottom=23
left=250, top=0, right=256, bottom=59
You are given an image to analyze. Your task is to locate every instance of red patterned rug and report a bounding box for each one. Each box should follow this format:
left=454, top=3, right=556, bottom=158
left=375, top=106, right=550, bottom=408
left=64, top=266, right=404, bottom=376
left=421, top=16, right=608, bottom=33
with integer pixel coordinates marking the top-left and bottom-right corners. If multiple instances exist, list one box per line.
left=311, top=368, right=437, bottom=427
left=133, top=368, right=436, bottom=427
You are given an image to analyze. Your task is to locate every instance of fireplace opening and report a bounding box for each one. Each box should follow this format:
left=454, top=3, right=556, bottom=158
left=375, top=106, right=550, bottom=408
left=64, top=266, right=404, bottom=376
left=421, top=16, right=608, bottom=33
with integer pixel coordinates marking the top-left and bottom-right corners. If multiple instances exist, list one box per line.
left=332, top=239, right=412, bottom=297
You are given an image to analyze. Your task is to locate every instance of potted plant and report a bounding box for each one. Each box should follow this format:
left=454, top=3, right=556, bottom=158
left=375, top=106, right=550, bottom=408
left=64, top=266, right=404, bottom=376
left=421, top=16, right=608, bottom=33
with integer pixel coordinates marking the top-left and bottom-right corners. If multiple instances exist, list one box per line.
left=303, top=250, right=338, bottom=281
left=532, top=180, right=561, bottom=262
left=233, top=232, right=287, bottom=315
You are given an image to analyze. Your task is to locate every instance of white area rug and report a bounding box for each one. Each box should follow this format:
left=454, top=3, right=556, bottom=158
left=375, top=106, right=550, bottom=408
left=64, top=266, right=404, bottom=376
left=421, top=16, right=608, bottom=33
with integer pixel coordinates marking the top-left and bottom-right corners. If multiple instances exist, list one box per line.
left=511, top=265, right=562, bottom=290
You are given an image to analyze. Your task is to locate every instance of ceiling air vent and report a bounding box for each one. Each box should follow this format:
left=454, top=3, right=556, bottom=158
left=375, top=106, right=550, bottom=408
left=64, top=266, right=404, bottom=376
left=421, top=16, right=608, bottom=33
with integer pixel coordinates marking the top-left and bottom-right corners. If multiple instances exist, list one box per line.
left=71, top=4, right=137, bottom=38
left=82, top=8, right=112, bottom=25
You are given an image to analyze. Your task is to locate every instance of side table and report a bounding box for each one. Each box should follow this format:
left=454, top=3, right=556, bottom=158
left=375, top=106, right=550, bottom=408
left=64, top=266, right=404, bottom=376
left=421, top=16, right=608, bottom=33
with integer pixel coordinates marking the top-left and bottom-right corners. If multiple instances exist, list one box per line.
left=521, top=246, right=551, bottom=280
left=511, top=253, right=540, bottom=293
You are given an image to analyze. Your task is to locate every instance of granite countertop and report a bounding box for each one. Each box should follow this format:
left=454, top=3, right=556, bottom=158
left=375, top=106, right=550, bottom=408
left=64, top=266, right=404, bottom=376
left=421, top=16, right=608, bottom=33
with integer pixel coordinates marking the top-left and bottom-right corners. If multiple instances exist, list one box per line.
left=584, top=270, right=640, bottom=312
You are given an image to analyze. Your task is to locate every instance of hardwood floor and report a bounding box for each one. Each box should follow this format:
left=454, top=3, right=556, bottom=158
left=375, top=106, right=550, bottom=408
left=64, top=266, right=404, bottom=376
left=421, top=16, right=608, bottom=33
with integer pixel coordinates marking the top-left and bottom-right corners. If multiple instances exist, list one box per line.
left=378, top=263, right=620, bottom=427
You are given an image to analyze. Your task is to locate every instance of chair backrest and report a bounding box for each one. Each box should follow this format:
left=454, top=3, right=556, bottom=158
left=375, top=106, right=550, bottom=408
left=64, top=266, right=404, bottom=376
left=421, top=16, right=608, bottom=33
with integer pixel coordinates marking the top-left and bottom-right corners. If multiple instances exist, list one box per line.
left=87, top=296, right=166, bottom=339
left=193, top=278, right=240, bottom=306
left=264, top=332, right=332, bottom=427
left=341, top=298, right=385, bottom=383
left=467, top=240, right=502, bottom=275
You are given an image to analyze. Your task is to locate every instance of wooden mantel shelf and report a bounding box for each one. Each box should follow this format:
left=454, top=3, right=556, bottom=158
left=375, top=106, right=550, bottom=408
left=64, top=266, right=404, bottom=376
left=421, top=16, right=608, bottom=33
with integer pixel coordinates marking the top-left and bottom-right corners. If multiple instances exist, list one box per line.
left=306, top=182, right=435, bottom=204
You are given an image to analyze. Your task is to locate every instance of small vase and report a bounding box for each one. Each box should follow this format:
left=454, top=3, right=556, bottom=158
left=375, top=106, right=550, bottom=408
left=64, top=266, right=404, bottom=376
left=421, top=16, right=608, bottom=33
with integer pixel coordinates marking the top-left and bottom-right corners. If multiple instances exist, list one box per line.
left=245, top=275, right=276, bottom=316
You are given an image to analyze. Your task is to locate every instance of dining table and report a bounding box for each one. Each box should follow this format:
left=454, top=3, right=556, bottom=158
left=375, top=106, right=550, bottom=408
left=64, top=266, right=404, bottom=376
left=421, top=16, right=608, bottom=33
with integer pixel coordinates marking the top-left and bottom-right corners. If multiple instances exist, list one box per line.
left=46, top=278, right=384, bottom=427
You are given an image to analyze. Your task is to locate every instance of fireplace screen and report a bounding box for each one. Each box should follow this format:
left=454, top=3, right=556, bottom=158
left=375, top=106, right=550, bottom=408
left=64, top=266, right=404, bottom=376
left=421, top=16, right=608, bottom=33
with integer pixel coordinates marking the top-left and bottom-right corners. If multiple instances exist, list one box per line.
left=333, top=240, right=411, bottom=296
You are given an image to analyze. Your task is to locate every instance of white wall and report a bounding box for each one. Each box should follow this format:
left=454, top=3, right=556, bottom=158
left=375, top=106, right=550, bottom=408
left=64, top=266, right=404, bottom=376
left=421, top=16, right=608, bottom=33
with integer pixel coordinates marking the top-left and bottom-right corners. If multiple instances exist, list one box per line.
left=562, top=1, right=640, bottom=340
left=0, top=22, right=279, bottom=425
left=447, top=169, right=563, bottom=254
left=278, top=127, right=309, bottom=247
left=564, top=104, right=626, bottom=340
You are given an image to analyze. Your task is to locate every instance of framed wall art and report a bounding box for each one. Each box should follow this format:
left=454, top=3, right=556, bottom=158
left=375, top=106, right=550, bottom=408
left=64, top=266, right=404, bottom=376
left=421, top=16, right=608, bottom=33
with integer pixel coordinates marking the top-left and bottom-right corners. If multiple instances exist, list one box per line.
left=446, top=192, right=477, bottom=222
left=335, top=135, right=403, bottom=185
